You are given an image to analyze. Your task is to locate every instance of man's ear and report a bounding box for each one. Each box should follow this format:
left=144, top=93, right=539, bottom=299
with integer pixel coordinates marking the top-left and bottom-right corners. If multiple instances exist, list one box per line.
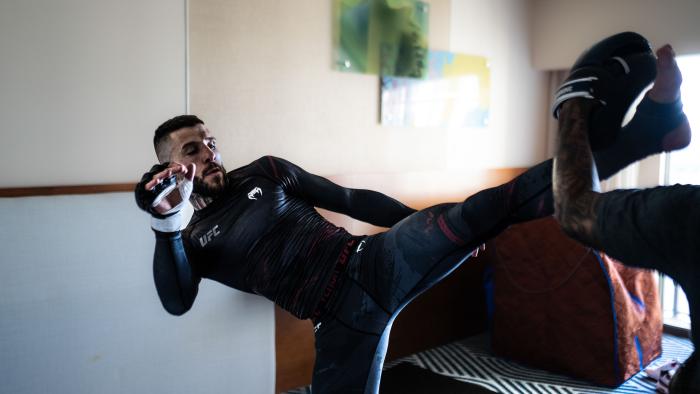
left=155, top=139, right=171, bottom=164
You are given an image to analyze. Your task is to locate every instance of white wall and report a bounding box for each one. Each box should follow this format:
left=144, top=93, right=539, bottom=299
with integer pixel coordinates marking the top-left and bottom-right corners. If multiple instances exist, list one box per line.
left=531, top=0, right=700, bottom=70
left=0, top=193, right=275, bottom=394
left=0, top=0, right=186, bottom=187
left=0, top=1, right=275, bottom=393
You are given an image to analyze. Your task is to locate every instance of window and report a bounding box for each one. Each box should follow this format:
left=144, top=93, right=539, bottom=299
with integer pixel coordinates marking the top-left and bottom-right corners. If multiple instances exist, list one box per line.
left=658, top=54, right=700, bottom=330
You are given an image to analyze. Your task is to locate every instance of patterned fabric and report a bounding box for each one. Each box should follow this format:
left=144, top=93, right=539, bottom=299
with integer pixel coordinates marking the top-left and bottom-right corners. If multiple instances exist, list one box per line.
left=606, top=256, right=664, bottom=382
left=284, top=333, right=692, bottom=393
left=491, top=217, right=663, bottom=386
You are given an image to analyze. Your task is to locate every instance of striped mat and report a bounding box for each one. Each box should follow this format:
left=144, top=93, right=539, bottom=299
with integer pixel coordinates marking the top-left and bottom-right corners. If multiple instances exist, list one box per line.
left=285, top=333, right=693, bottom=393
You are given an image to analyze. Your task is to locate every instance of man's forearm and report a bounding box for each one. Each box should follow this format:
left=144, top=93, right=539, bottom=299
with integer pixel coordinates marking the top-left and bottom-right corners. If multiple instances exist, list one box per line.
left=553, top=100, right=602, bottom=246
left=153, top=230, right=200, bottom=315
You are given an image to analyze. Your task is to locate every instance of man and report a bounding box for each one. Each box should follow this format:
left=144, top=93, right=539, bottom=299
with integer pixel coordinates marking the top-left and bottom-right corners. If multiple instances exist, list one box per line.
left=552, top=44, right=696, bottom=393
left=135, top=33, right=685, bottom=393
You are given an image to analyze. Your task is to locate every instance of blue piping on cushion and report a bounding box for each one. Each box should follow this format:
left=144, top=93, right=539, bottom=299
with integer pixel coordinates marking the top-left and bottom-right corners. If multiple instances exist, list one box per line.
left=594, top=250, right=622, bottom=384
left=634, top=335, right=644, bottom=370
left=628, top=291, right=646, bottom=312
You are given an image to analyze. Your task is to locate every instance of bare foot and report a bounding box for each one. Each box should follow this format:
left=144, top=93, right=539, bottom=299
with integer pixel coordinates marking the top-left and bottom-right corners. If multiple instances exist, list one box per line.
left=646, top=44, right=691, bottom=151
left=648, top=44, right=682, bottom=103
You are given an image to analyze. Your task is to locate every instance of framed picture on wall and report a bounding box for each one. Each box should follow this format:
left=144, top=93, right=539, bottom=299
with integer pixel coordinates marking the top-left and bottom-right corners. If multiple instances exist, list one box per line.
left=381, top=50, right=491, bottom=128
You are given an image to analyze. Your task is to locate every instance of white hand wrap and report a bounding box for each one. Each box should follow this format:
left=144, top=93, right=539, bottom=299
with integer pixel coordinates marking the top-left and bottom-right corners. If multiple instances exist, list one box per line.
left=150, top=178, right=193, bottom=233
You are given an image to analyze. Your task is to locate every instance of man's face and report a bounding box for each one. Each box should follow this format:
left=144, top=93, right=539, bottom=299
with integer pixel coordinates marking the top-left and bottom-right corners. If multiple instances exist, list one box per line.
left=166, top=124, right=227, bottom=196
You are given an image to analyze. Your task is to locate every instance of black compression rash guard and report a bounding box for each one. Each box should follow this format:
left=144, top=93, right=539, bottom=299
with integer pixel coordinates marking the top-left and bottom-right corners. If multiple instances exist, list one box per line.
left=153, top=156, right=415, bottom=318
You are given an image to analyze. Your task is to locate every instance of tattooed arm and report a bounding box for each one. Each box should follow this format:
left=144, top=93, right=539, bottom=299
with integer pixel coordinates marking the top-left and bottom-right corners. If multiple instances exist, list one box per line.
left=552, top=99, right=604, bottom=248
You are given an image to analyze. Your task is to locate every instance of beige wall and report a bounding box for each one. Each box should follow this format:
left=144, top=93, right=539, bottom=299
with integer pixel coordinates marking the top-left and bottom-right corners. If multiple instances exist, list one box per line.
left=0, top=193, right=275, bottom=394
left=189, top=0, right=549, bottom=179
left=531, top=0, right=700, bottom=70
left=448, top=0, right=549, bottom=169
left=0, top=0, right=551, bottom=187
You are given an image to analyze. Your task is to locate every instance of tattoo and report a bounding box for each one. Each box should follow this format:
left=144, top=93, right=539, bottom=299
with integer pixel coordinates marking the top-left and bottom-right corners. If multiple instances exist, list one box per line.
left=552, top=100, right=602, bottom=247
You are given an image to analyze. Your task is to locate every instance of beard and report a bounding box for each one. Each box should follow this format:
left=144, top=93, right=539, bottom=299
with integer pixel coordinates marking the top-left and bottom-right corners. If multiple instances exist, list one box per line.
left=193, top=162, right=227, bottom=197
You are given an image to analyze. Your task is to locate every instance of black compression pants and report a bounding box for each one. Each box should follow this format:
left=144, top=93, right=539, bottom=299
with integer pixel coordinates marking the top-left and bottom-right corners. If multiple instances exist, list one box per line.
left=310, top=160, right=553, bottom=394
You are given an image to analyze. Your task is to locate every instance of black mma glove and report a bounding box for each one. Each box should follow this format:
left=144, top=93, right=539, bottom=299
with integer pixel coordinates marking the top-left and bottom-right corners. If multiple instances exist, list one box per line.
left=552, top=31, right=657, bottom=150
left=135, top=163, right=193, bottom=232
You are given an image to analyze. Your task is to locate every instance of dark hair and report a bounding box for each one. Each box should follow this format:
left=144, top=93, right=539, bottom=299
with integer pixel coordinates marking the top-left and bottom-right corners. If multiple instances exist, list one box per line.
left=153, top=114, right=204, bottom=149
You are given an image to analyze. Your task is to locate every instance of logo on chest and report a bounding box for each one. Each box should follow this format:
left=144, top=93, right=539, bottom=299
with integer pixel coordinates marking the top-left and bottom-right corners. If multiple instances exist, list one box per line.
left=247, top=186, right=263, bottom=200
left=199, top=224, right=221, bottom=247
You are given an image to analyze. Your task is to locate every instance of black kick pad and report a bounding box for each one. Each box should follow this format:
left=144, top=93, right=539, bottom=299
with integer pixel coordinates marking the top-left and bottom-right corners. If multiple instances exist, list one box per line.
left=379, top=363, right=497, bottom=394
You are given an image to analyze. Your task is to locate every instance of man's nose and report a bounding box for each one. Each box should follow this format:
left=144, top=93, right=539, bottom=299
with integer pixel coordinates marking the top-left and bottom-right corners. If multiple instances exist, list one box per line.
left=202, top=144, right=216, bottom=162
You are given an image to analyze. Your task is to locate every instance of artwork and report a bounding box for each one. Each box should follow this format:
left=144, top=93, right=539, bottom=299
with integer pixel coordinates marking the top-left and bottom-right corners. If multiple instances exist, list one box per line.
left=381, top=50, right=491, bottom=128
left=333, top=0, right=429, bottom=78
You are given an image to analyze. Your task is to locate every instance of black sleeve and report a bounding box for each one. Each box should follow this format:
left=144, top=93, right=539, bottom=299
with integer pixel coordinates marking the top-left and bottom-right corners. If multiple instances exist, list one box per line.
left=153, top=230, right=201, bottom=315
left=594, top=184, right=700, bottom=276
left=258, top=156, right=416, bottom=227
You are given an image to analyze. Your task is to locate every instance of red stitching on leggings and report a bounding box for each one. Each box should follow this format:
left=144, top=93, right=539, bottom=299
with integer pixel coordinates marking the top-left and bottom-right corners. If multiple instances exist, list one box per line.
left=437, top=214, right=464, bottom=245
